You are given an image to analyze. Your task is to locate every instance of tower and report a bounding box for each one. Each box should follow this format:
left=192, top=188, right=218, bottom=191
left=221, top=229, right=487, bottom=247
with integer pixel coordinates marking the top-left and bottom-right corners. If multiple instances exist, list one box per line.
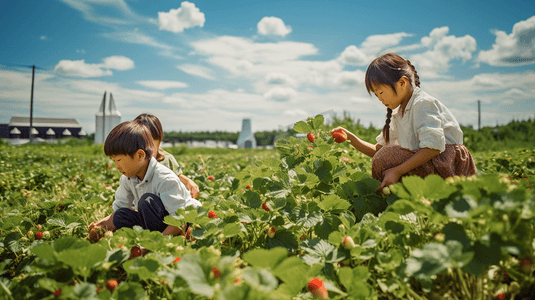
left=94, top=91, right=121, bottom=144
left=236, top=118, right=256, bottom=148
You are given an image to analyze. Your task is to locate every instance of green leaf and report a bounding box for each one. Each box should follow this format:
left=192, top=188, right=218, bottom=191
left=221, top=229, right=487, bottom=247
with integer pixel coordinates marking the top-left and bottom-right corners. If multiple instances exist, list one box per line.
left=301, top=239, right=336, bottom=265
left=222, top=222, right=245, bottom=238
left=57, top=244, right=107, bottom=278
left=3, top=232, right=22, bottom=253
left=114, top=282, right=146, bottom=300
left=314, top=214, right=342, bottom=240
left=328, top=231, right=344, bottom=246
left=272, top=257, right=309, bottom=288
left=312, top=114, right=325, bottom=129
left=31, top=243, right=56, bottom=261
left=318, top=194, right=351, bottom=213
left=123, top=257, right=161, bottom=281
left=267, top=229, right=299, bottom=252
left=242, top=267, right=279, bottom=293
left=289, top=202, right=323, bottom=228
left=293, top=121, right=312, bottom=133
left=242, top=247, right=288, bottom=269
left=72, top=282, right=98, bottom=300
left=175, top=256, right=214, bottom=297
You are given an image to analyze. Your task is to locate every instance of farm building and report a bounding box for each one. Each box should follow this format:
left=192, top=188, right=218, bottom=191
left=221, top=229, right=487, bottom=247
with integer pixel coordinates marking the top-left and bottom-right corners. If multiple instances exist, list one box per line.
left=0, top=116, right=86, bottom=140
left=236, top=118, right=257, bottom=148
left=94, top=91, right=121, bottom=144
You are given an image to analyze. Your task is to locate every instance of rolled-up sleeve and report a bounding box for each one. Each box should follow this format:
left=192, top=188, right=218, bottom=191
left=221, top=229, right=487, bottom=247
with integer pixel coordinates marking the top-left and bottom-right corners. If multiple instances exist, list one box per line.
left=414, top=100, right=446, bottom=153
left=375, top=132, right=385, bottom=146
left=113, top=176, right=134, bottom=211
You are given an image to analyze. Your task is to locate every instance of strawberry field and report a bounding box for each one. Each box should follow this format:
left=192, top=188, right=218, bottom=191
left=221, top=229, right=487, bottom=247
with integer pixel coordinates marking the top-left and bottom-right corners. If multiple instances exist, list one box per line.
left=1, top=115, right=535, bottom=300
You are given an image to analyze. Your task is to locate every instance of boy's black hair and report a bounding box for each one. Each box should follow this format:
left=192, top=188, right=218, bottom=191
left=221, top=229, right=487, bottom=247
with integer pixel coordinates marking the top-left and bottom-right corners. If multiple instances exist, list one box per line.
left=104, top=121, right=155, bottom=159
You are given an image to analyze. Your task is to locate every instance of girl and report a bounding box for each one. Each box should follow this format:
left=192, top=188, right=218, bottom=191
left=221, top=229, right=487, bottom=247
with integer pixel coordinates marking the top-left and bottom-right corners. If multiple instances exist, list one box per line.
left=334, top=53, right=476, bottom=192
left=134, top=113, right=200, bottom=199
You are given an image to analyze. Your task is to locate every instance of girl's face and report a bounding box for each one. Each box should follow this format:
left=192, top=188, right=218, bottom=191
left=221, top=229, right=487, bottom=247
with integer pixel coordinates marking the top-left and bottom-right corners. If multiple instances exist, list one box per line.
left=371, top=77, right=412, bottom=111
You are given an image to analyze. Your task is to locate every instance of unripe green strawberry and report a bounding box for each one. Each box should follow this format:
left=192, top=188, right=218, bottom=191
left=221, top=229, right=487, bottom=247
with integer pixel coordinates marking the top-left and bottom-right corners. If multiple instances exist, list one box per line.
left=43, top=231, right=50, bottom=239
left=105, top=230, right=113, bottom=238
left=342, top=236, right=355, bottom=250
left=382, top=186, right=391, bottom=196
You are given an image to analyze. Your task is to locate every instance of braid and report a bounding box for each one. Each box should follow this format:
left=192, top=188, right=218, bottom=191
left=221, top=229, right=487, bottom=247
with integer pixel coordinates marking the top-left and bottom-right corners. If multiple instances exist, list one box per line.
left=382, top=108, right=392, bottom=144
left=406, top=60, right=420, bottom=87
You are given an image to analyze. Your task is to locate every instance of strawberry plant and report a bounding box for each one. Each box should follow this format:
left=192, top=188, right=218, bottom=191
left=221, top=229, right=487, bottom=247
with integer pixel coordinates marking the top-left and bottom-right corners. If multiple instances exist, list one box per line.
left=1, top=115, right=534, bottom=299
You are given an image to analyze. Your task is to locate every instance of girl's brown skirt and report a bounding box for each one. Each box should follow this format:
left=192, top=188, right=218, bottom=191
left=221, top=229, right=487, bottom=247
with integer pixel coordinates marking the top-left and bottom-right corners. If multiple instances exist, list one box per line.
left=372, top=144, right=477, bottom=182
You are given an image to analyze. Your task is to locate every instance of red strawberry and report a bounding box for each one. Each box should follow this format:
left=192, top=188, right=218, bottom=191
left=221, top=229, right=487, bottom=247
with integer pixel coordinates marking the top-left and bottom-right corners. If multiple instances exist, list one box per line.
left=308, top=278, right=328, bottom=299
left=332, top=129, right=347, bottom=143
left=129, top=246, right=142, bottom=259
left=307, top=132, right=316, bottom=143
left=246, top=184, right=251, bottom=189
left=342, top=236, right=355, bottom=250
left=53, top=289, right=61, bottom=297
left=35, top=232, right=43, bottom=240
left=106, top=279, right=118, bottom=292
left=212, top=266, right=221, bottom=279
left=174, top=257, right=181, bottom=263
left=520, top=258, right=532, bottom=273
left=208, top=211, right=217, bottom=218
left=307, top=146, right=314, bottom=150
left=208, top=175, right=215, bottom=180
left=262, top=202, right=270, bottom=212
left=267, top=227, right=276, bottom=238
left=495, top=293, right=506, bottom=300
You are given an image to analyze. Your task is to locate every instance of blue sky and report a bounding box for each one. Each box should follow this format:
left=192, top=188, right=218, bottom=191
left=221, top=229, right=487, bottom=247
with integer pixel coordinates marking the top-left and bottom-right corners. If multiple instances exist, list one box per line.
left=1, top=0, right=534, bottom=134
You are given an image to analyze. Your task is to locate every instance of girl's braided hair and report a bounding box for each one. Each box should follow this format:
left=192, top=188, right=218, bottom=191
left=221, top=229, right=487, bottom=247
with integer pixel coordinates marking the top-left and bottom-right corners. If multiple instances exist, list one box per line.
left=364, top=53, right=420, bottom=144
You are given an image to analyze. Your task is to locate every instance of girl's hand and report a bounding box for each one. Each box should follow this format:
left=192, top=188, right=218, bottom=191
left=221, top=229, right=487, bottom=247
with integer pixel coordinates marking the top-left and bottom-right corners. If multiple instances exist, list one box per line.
left=376, top=167, right=402, bottom=193
left=330, top=126, right=348, bottom=134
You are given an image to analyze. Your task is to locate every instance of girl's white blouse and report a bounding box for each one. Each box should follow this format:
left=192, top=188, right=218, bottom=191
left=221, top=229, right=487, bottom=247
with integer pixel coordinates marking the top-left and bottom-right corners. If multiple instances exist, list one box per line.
left=375, top=87, right=464, bottom=153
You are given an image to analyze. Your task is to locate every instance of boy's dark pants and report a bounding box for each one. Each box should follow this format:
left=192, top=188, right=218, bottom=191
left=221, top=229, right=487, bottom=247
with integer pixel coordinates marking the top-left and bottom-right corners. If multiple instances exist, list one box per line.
left=113, top=193, right=169, bottom=232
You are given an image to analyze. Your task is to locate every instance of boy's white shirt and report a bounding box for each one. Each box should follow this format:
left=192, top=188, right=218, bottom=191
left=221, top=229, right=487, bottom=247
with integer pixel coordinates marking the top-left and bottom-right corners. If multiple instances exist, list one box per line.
left=376, top=87, right=464, bottom=153
left=112, top=157, right=201, bottom=216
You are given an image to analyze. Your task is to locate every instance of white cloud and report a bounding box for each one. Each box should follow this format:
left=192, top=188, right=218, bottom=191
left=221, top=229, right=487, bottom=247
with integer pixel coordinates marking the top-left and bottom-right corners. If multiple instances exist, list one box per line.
left=40, top=36, right=47, bottom=40
left=263, top=87, right=296, bottom=102
left=54, top=56, right=134, bottom=78
left=137, top=80, right=188, bottom=90
left=478, top=15, right=535, bottom=66
left=102, top=56, right=134, bottom=70
left=192, top=36, right=317, bottom=63
left=158, top=1, right=205, bottom=33
left=257, top=16, right=292, bottom=37
left=361, top=32, right=413, bottom=55
left=409, top=27, right=477, bottom=79
left=177, top=64, right=215, bottom=80
left=54, top=60, right=113, bottom=78
left=338, top=45, right=369, bottom=66
left=58, top=0, right=149, bottom=25
left=265, top=72, right=295, bottom=85
left=338, top=32, right=412, bottom=66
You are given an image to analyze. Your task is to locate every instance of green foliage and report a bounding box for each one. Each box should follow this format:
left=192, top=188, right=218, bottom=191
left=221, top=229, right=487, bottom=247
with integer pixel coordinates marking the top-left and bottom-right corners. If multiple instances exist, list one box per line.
left=1, top=114, right=535, bottom=299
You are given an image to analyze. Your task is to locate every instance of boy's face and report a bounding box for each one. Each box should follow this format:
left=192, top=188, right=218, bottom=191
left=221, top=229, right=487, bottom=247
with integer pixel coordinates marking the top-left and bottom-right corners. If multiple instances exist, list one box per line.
left=110, top=150, right=147, bottom=179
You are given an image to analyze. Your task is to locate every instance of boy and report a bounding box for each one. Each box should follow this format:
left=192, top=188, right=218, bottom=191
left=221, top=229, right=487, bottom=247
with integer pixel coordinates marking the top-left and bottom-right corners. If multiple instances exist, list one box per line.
left=90, top=121, right=201, bottom=235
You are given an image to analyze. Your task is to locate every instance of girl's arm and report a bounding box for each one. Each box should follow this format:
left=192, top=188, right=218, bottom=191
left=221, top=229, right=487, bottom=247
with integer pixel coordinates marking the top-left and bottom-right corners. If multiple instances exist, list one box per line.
left=376, top=147, right=440, bottom=192
left=334, top=127, right=380, bottom=158
left=179, top=174, right=200, bottom=198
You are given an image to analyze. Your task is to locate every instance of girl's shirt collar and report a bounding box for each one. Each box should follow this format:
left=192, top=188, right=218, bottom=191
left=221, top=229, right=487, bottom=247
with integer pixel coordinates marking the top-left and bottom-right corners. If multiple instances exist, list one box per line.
left=393, top=87, right=420, bottom=118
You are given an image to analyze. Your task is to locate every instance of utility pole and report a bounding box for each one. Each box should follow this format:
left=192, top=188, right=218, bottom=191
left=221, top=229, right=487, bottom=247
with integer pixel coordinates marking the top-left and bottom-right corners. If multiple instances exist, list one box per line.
left=478, top=100, right=481, bottom=130
left=29, top=65, right=35, bottom=143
